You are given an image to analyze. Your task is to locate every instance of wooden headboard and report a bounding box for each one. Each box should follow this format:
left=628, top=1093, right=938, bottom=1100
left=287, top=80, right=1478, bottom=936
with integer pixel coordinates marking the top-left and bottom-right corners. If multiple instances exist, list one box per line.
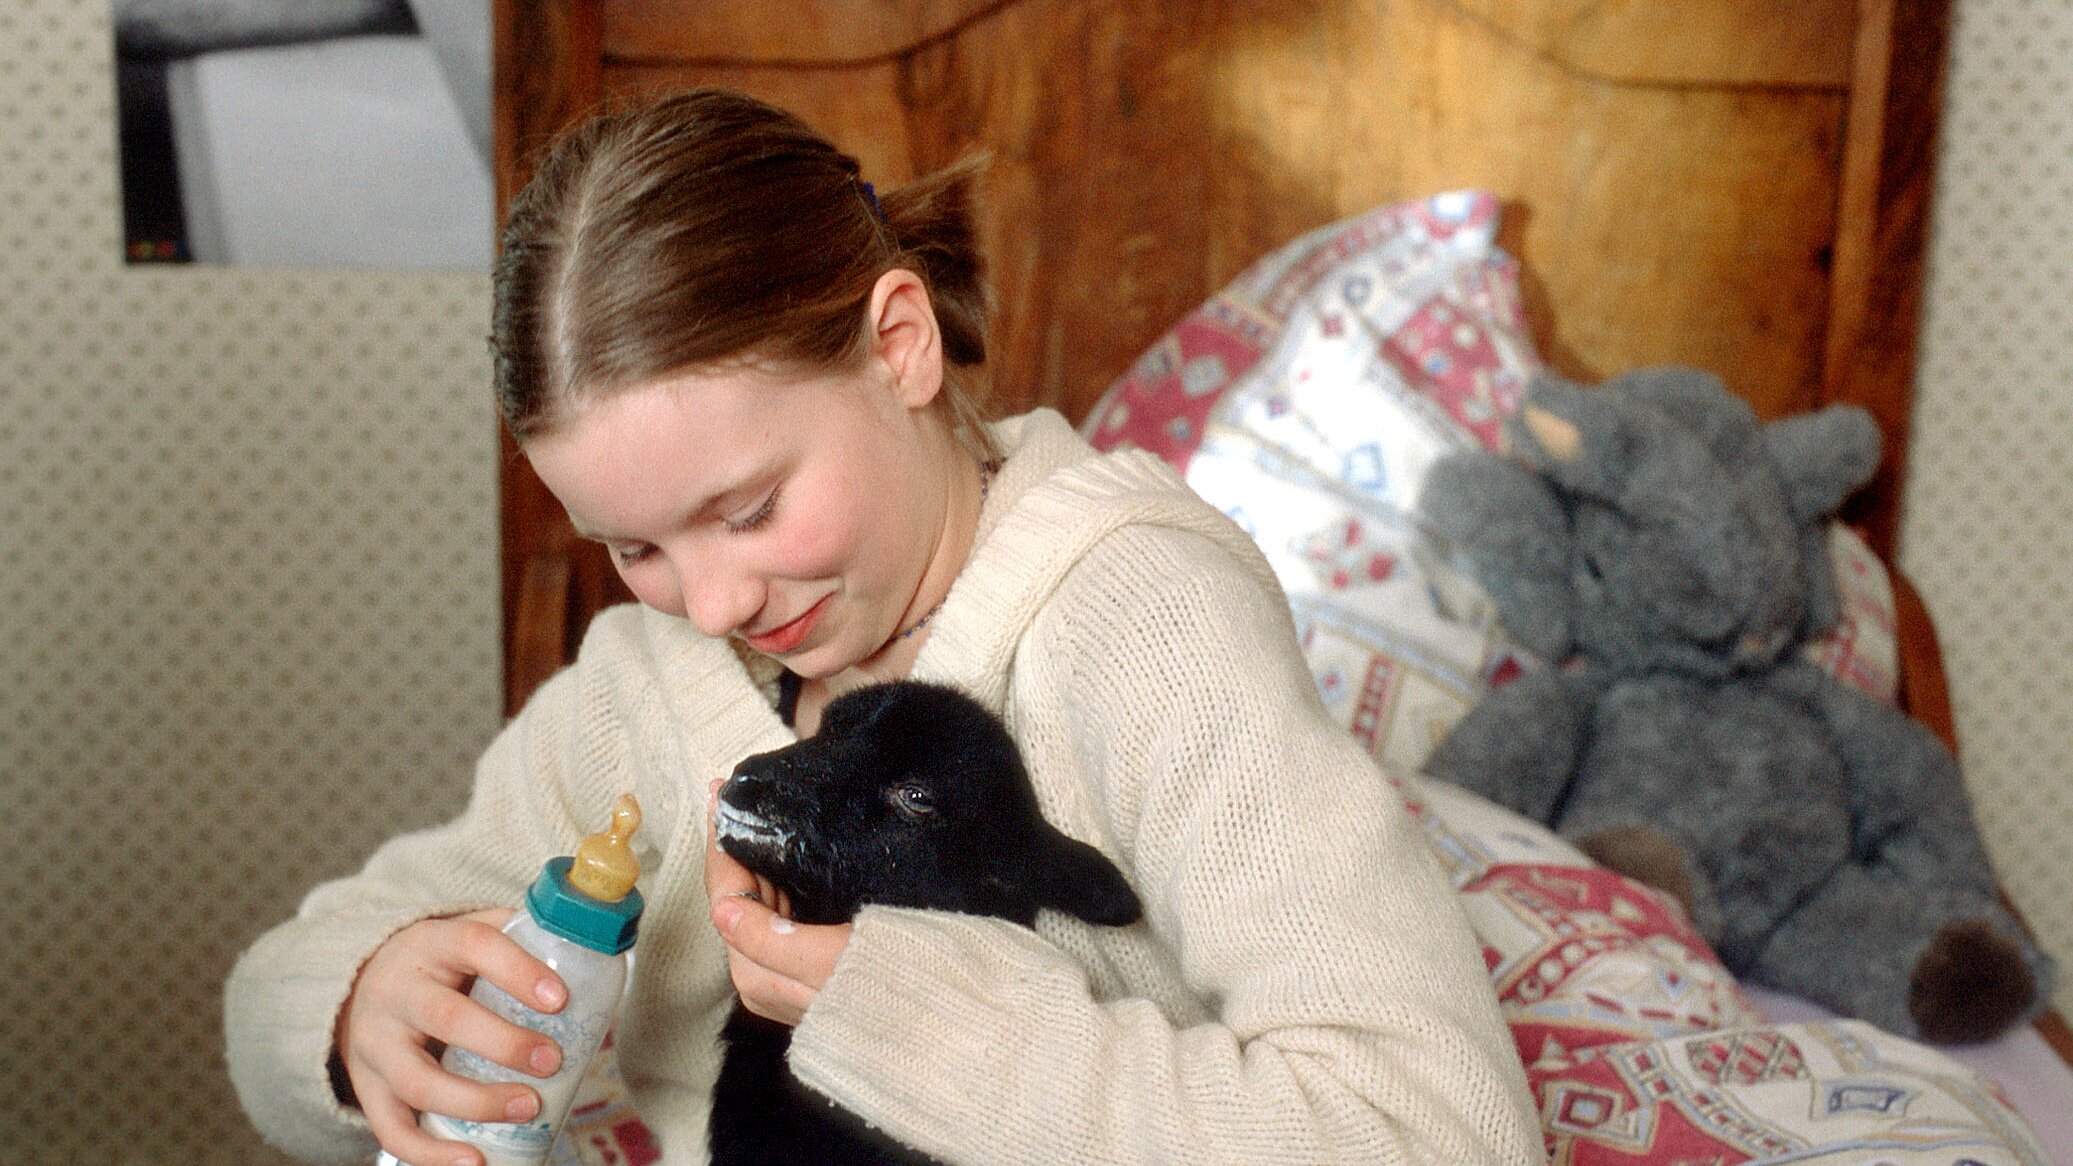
left=492, top=0, right=1952, bottom=714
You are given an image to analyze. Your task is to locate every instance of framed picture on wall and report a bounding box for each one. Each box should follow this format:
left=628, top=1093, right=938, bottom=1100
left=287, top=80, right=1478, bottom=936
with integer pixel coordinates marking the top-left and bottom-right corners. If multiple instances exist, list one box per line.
left=111, top=0, right=492, bottom=270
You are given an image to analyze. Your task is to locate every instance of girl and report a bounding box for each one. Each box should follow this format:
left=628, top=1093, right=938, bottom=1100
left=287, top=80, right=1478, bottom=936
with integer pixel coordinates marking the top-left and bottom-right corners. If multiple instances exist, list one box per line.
left=225, top=89, right=1540, bottom=1166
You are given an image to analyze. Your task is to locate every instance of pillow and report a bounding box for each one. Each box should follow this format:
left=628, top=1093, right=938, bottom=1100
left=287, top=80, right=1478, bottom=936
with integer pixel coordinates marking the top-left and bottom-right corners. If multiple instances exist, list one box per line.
left=1083, top=191, right=1901, bottom=771
left=1084, top=192, right=1540, bottom=772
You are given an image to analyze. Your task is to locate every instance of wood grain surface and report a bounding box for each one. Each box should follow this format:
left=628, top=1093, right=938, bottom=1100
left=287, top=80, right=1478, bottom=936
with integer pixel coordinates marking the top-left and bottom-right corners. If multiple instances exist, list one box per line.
left=493, top=0, right=1951, bottom=704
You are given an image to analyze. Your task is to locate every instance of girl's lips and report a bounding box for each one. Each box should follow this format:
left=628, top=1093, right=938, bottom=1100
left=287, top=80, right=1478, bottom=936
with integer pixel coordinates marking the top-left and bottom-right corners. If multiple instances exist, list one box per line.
left=744, top=594, right=831, bottom=655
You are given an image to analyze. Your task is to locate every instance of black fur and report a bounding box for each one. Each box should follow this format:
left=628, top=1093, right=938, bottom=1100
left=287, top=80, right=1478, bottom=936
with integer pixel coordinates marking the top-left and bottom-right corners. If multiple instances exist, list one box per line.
left=709, top=681, right=1142, bottom=1166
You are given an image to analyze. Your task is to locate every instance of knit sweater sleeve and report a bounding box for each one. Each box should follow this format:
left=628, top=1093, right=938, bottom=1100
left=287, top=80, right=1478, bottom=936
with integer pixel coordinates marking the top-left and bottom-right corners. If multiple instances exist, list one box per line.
left=222, top=607, right=684, bottom=1166
left=786, top=527, right=1541, bottom=1166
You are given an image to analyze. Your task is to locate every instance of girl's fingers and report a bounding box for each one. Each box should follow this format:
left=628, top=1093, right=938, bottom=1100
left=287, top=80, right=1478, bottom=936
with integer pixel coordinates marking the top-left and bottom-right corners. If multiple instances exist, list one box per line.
left=725, top=946, right=818, bottom=1026
left=446, top=917, right=568, bottom=1018
left=403, top=984, right=562, bottom=1080
left=378, top=920, right=562, bottom=1079
left=715, top=899, right=852, bottom=990
left=707, top=777, right=834, bottom=1023
left=389, top=1041, right=545, bottom=1128
left=360, top=1070, right=485, bottom=1166
left=339, top=909, right=572, bottom=1166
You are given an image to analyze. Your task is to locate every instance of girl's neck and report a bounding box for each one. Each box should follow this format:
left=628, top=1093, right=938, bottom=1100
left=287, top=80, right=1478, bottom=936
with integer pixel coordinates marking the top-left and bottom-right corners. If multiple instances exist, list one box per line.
left=797, top=436, right=990, bottom=731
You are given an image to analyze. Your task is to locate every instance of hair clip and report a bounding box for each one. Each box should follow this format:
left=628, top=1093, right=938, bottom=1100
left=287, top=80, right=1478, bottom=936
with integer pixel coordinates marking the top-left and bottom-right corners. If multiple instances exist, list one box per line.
left=858, top=180, right=886, bottom=224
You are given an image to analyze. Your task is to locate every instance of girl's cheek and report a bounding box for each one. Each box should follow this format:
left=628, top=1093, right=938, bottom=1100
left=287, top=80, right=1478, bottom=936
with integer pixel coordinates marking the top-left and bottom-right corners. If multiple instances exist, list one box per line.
left=780, top=513, right=856, bottom=577
left=621, top=567, right=687, bottom=618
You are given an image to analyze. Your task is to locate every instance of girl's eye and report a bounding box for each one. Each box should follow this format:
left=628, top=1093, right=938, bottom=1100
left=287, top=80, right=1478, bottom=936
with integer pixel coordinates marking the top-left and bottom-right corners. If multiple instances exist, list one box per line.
left=612, top=544, right=656, bottom=568
left=725, top=486, right=782, bottom=534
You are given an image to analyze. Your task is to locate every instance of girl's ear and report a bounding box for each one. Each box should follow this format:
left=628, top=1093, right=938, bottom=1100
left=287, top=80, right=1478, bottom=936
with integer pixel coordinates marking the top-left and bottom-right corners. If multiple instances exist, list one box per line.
left=867, top=268, right=944, bottom=410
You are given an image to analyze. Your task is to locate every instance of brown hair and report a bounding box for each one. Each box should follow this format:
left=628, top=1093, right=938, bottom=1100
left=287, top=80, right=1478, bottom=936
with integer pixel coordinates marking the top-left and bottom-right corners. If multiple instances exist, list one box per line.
left=492, top=88, right=995, bottom=457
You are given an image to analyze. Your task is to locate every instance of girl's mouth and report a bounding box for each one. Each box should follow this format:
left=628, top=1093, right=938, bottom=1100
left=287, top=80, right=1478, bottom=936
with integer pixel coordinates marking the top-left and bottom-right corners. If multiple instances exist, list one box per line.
left=744, top=594, right=831, bottom=655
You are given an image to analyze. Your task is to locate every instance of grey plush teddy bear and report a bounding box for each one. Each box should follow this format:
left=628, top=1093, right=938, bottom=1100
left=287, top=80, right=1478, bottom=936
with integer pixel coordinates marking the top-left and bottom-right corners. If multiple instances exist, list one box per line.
left=1418, top=366, right=2053, bottom=1044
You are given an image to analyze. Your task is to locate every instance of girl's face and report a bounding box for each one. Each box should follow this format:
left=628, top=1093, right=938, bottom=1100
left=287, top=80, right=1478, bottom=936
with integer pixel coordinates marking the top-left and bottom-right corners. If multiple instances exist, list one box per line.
left=526, top=272, right=968, bottom=681
left=527, top=360, right=958, bottom=679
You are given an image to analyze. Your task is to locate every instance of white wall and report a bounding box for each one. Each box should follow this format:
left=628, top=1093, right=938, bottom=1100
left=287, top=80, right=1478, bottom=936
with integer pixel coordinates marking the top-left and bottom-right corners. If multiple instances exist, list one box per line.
left=1899, top=0, right=2073, bottom=1020
left=0, top=4, right=499, bottom=1162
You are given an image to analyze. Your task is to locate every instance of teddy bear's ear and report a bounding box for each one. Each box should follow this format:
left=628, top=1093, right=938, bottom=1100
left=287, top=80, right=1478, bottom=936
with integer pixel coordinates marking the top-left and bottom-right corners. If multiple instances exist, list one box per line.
left=1517, top=405, right=1582, bottom=463
left=1503, top=372, right=1644, bottom=502
left=1420, top=450, right=1577, bottom=660
left=1761, top=405, right=1882, bottom=523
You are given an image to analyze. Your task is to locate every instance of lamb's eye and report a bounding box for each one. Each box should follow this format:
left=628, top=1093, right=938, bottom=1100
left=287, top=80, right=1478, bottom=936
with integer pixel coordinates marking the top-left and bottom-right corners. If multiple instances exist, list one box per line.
left=890, top=784, right=936, bottom=820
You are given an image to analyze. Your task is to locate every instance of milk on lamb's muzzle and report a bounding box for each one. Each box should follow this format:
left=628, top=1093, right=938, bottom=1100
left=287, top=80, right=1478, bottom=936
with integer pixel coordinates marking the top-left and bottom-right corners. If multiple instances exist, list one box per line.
left=713, top=757, right=802, bottom=862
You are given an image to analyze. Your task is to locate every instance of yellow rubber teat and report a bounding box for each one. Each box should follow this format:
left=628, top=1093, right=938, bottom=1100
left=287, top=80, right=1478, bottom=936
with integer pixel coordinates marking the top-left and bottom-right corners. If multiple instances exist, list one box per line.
left=568, top=793, right=642, bottom=903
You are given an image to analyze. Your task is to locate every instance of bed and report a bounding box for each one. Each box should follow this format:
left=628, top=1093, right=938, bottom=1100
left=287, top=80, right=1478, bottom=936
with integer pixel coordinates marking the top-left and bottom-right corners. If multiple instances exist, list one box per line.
left=487, top=0, right=2073, bottom=1159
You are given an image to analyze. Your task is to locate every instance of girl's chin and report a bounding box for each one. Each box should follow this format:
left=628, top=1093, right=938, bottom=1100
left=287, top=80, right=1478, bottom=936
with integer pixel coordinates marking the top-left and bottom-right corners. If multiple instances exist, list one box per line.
left=776, top=633, right=905, bottom=681
left=761, top=634, right=861, bottom=679
left=775, top=650, right=843, bottom=680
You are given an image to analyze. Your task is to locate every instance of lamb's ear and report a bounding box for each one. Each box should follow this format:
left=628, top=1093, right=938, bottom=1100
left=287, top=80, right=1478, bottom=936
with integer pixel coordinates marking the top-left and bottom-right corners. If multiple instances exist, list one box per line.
left=1419, top=450, right=1576, bottom=661
left=1762, top=405, right=1881, bottom=523
left=1021, top=833, right=1143, bottom=927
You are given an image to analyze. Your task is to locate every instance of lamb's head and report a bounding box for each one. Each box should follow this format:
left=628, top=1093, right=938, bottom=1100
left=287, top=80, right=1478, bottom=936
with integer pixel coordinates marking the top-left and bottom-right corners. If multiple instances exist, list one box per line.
left=714, top=681, right=1144, bottom=930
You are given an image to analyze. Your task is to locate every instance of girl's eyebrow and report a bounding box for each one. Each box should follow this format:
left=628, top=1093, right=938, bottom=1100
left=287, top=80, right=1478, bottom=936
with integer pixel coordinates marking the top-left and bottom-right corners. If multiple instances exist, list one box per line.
left=571, top=467, right=771, bottom=542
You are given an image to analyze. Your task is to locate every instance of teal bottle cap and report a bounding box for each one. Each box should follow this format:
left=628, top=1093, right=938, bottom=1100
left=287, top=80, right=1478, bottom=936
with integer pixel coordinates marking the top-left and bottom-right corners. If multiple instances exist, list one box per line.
left=527, top=857, right=643, bottom=955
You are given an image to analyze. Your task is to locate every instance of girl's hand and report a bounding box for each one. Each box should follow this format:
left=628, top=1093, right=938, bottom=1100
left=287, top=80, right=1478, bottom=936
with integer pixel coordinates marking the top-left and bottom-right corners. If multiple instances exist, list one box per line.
left=707, top=780, right=853, bottom=1026
left=334, top=909, right=568, bottom=1166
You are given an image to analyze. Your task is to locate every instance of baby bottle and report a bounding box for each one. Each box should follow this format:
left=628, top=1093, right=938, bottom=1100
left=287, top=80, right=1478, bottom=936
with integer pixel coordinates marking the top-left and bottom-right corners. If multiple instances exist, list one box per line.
left=377, top=794, right=645, bottom=1166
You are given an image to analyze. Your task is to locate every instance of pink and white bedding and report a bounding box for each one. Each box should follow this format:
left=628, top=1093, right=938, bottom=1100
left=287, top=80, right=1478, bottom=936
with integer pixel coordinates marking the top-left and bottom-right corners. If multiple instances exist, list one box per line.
left=1079, top=191, right=2069, bottom=1164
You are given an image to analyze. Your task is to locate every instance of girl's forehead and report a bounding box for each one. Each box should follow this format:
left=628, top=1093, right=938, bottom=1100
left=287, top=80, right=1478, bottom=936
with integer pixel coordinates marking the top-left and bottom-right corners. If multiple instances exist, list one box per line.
left=530, top=380, right=775, bottom=511
left=566, top=364, right=844, bottom=438
left=528, top=364, right=884, bottom=533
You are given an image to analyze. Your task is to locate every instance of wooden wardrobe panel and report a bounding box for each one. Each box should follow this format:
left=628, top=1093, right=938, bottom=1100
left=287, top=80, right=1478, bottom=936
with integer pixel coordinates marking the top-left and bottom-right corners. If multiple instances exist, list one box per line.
left=600, top=0, right=1851, bottom=430
left=496, top=0, right=1952, bottom=701
left=602, top=0, right=1003, bottom=63
left=600, top=0, right=1857, bottom=87
left=1445, top=0, right=1857, bottom=86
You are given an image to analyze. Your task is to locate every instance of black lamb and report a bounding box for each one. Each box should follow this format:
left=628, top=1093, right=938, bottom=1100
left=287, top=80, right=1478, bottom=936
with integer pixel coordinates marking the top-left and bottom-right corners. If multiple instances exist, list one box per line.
left=708, top=680, right=1143, bottom=1166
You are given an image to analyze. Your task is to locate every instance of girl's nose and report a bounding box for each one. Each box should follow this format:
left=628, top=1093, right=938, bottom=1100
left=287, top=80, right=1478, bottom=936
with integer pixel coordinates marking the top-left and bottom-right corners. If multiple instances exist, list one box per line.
left=683, top=564, right=764, bottom=640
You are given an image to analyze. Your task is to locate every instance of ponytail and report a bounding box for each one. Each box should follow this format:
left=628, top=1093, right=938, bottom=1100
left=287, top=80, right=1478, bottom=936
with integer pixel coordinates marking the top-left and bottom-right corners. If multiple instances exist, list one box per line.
left=878, top=154, right=997, bottom=462
left=879, top=155, right=990, bottom=369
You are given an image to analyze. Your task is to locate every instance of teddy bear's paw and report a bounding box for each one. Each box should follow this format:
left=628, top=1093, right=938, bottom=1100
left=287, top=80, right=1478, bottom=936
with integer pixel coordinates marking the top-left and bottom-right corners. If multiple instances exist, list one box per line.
left=1908, top=919, right=2037, bottom=1044
left=1579, top=825, right=1700, bottom=920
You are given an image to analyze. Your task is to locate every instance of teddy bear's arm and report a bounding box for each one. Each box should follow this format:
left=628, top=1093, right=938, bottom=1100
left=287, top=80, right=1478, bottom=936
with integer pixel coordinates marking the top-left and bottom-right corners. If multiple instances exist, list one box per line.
left=1419, top=450, right=1575, bottom=662
left=1757, top=663, right=2053, bottom=1043
left=1777, top=662, right=1999, bottom=898
left=1421, top=667, right=1603, bottom=825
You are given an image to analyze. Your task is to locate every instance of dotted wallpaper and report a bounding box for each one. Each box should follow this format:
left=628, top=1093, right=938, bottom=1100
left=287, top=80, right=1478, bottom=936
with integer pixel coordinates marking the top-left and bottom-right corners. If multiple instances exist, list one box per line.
left=0, top=2, right=2068, bottom=1165
left=1900, top=0, right=2073, bottom=1021
left=0, top=4, right=501, bottom=1165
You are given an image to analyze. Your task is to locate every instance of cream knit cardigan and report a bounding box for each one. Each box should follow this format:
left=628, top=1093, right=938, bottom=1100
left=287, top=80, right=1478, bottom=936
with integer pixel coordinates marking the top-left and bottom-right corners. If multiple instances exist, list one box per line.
left=225, top=409, right=1541, bottom=1166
